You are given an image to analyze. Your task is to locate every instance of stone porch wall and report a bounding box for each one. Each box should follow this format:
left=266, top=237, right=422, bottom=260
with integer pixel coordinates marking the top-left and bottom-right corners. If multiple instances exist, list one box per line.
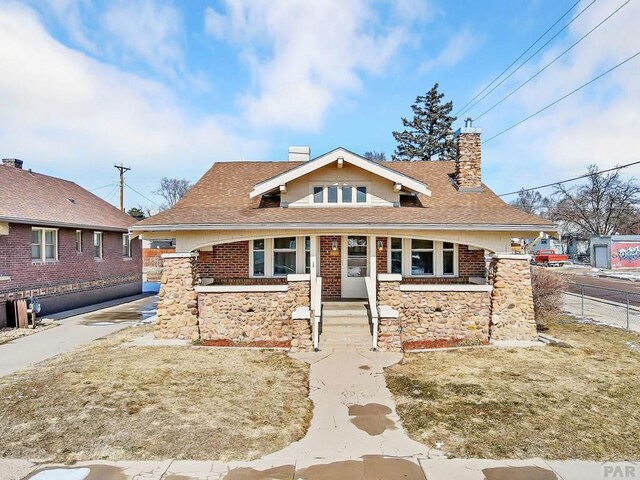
left=198, top=280, right=312, bottom=351
left=377, top=280, right=491, bottom=352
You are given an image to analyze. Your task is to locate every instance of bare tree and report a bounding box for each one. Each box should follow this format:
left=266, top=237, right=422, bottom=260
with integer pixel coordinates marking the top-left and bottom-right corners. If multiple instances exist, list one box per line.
left=153, top=177, right=192, bottom=211
left=510, top=189, right=554, bottom=219
left=553, top=165, right=640, bottom=236
left=364, top=151, right=386, bottom=162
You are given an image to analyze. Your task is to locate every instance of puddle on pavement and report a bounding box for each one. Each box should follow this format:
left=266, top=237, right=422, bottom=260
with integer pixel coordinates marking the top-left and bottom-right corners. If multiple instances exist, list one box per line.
left=222, top=465, right=295, bottom=480
left=164, top=475, right=194, bottom=480
left=348, top=403, right=396, bottom=436
left=359, top=365, right=371, bottom=370
left=81, top=311, right=151, bottom=324
left=26, top=464, right=127, bottom=480
left=295, top=456, right=425, bottom=480
left=482, top=466, right=558, bottom=480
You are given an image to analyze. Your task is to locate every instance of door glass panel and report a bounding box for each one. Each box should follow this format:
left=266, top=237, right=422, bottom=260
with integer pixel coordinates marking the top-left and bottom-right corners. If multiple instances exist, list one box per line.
left=347, top=236, right=367, bottom=277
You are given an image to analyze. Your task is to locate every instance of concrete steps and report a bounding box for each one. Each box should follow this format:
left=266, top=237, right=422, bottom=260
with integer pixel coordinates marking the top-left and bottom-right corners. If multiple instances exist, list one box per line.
left=320, top=301, right=372, bottom=350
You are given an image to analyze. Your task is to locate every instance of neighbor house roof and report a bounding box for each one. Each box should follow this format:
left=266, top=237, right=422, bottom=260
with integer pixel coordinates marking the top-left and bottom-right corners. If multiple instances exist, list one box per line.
left=0, top=165, right=136, bottom=231
left=134, top=160, right=555, bottom=232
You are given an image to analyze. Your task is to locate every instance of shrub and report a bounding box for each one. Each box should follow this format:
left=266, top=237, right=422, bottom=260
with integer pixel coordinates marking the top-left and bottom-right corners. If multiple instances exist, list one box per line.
left=530, top=267, right=567, bottom=329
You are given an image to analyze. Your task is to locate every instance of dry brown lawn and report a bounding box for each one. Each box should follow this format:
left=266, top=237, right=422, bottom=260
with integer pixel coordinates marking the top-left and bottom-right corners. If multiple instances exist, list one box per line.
left=386, top=317, right=640, bottom=460
left=0, top=326, right=312, bottom=462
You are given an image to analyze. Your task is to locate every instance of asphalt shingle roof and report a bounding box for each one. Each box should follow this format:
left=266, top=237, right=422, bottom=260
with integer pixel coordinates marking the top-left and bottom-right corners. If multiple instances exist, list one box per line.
left=135, top=160, right=554, bottom=229
left=0, top=164, right=136, bottom=231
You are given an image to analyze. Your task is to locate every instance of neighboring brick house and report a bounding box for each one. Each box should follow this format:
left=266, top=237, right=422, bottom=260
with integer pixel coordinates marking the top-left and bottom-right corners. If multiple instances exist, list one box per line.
left=133, top=127, right=556, bottom=352
left=0, top=159, right=142, bottom=326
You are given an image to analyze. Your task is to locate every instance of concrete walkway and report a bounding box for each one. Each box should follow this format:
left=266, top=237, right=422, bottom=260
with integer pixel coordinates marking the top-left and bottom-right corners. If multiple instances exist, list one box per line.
left=0, top=294, right=157, bottom=377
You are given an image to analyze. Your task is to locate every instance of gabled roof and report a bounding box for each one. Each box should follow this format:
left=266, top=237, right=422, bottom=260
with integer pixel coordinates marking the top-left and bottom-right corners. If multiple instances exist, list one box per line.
left=134, top=159, right=555, bottom=232
left=249, top=147, right=431, bottom=198
left=0, top=165, right=136, bottom=231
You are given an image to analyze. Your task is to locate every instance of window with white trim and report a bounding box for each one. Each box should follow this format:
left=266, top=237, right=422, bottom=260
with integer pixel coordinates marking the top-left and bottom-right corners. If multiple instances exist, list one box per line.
left=122, top=234, right=131, bottom=258
left=411, top=239, right=434, bottom=275
left=252, top=239, right=265, bottom=276
left=390, top=237, right=402, bottom=274
left=273, top=237, right=296, bottom=276
left=442, top=242, right=455, bottom=275
left=94, top=231, right=103, bottom=259
left=356, top=186, right=367, bottom=203
left=310, top=185, right=367, bottom=205
left=75, top=230, right=82, bottom=253
left=31, top=228, right=58, bottom=262
left=304, top=236, right=311, bottom=274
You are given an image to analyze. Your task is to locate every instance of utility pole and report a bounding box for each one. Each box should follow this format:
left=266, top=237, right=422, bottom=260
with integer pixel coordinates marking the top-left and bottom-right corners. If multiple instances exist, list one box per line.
left=114, top=163, right=131, bottom=212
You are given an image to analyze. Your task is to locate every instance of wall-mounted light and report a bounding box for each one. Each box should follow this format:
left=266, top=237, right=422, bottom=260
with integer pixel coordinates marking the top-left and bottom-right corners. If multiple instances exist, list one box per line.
left=377, top=240, right=384, bottom=251
left=331, top=240, right=338, bottom=251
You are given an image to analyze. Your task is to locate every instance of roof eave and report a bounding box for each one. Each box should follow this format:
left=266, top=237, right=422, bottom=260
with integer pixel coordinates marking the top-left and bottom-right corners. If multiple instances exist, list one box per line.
left=0, top=216, right=131, bottom=232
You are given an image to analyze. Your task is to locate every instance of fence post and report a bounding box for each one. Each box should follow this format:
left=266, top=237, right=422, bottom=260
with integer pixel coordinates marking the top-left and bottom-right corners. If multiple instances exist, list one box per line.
left=581, top=284, right=584, bottom=317
left=627, top=292, right=630, bottom=330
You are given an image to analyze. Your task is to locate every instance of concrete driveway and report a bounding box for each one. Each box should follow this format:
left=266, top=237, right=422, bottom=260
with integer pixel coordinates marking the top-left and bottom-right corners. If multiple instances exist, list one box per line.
left=0, top=294, right=157, bottom=378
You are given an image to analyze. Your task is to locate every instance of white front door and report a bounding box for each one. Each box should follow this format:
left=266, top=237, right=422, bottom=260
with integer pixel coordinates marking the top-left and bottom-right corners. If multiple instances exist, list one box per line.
left=341, top=235, right=368, bottom=298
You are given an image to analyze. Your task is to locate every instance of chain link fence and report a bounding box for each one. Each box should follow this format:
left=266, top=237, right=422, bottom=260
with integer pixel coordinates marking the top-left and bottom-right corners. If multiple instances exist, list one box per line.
left=564, top=283, right=640, bottom=332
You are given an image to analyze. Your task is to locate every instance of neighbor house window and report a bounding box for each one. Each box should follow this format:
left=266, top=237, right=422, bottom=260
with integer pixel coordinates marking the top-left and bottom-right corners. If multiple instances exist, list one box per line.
left=31, top=228, right=57, bottom=262
left=390, top=237, right=402, bottom=274
left=305, top=236, right=311, bottom=274
left=273, top=237, right=296, bottom=276
left=443, top=242, right=455, bottom=275
left=252, top=239, right=265, bottom=276
left=411, top=239, right=434, bottom=275
left=122, top=234, right=131, bottom=258
left=94, top=231, right=103, bottom=259
left=75, top=230, right=82, bottom=253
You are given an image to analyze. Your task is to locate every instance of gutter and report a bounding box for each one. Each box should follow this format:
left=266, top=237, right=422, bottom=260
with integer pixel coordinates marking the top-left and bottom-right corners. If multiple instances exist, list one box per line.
left=130, top=222, right=557, bottom=233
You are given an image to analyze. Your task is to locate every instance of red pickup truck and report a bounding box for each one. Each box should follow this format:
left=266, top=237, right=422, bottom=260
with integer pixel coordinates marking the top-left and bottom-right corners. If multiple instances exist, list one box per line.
left=533, top=249, right=569, bottom=267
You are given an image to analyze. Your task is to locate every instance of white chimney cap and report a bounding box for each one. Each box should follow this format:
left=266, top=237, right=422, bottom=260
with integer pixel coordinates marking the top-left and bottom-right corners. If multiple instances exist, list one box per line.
left=288, top=146, right=310, bottom=162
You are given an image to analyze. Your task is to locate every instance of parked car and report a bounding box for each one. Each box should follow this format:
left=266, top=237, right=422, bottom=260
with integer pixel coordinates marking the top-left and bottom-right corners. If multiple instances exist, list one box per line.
left=532, top=249, right=569, bottom=267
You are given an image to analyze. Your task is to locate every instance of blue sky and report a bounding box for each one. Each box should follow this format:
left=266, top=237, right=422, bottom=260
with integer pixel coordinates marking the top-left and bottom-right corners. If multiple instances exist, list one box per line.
left=0, top=0, right=638, bottom=212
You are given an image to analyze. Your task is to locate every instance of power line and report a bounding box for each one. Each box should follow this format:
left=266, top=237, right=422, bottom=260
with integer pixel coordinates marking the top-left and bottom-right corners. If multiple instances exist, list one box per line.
left=475, top=0, right=630, bottom=121
left=124, top=181, right=162, bottom=208
left=457, top=0, right=597, bottom=117
left=103, top=184, right=120, bottom=203
left=454, top=0, right=582, bottom=116
left=499, top=160, right=640, bottom=196
left=89, top=183, right=115, bottom=192
left=484, top=49, right=640, bottom=144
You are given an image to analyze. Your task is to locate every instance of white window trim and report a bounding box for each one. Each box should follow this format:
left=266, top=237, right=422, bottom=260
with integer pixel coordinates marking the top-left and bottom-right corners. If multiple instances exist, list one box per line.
left=392, top=238, right=459, bottom=278
left=308, top=182, right=371, bottom=206
left=387, top=237, right=403, bottom=275
left=250, top=237, right=313, bottom=278
left=94, top=231, right=103, bottom=260
left=273, top=237, right=297, bottom=277
left=250, top=238, right=267, bottom=277
left=122, top=234, right=132, bottom=258
left=75, top=230, right=83, bottom=254
left=31, top=227, right=58, bottom=263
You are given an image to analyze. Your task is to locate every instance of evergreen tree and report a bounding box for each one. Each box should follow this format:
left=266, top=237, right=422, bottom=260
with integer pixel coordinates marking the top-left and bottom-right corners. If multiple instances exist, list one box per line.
left=392, top=83, right=457, bottom=161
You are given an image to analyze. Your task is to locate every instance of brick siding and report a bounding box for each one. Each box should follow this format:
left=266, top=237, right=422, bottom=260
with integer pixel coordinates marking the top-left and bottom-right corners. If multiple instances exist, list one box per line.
left=320, top=235, right=341, bottom=298
left=458, top=244, right=487, bottom=278
left=376, top=236, right=388, bottom=274
left=197, top=241, right=249, bottom=279
left=0, top=223, right=142, bottom=301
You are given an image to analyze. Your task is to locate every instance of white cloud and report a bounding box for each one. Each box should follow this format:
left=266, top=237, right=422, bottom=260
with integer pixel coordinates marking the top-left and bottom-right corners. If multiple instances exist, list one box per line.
left=102, top=0, right=185, bottom=79
left=479, top=0, right=640, bottom=193
left=0, top=3, right=264, bottom=200
left=420, top=29, right=478, bottom=73
left=205, top=0, right=421, bottom=132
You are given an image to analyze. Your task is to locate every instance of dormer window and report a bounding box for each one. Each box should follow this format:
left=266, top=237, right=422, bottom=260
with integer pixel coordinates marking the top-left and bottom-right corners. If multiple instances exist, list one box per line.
left=311, top=185, right=368, bottom=205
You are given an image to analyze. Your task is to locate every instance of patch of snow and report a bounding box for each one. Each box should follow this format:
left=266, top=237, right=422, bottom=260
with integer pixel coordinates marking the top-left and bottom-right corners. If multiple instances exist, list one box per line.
left=30, top=467, right=90, bottom=480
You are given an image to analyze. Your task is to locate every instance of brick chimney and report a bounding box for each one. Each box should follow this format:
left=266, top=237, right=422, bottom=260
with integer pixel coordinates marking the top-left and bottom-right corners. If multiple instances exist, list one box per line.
left=454, top=118, right=482, bottom=191
left=2, top=158, right=23, bottom=169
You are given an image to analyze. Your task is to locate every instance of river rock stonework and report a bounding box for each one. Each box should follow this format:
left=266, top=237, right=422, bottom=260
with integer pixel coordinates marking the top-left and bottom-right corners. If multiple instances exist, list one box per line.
left=156, top=253, right=200, bottom=340
left=198, top=280, right=311, bottom=349
left=489, top=255, right=537, bottom=340
left=377, top=280, right=491, bottom=351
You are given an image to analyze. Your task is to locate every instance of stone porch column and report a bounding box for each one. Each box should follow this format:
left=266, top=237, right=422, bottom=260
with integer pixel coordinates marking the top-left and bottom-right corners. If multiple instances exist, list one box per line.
left=489, top=253, right=537, bottom=341
left=156, top=252, right=200, bottom=340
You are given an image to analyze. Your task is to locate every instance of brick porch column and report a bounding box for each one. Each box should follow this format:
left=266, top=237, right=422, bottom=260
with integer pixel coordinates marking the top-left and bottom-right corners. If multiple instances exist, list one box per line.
left=156, top=252, right=200, bottom=340
left=489, top=254, right=537, bottom=341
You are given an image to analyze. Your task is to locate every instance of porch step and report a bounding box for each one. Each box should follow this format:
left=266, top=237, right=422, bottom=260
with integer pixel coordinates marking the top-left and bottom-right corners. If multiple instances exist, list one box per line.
left=319, top=301, right=372, bottom=349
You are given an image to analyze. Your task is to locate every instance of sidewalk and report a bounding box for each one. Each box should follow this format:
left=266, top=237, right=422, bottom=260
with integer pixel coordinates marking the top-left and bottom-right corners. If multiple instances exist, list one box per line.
left=563, top=292, right=640, bottom=333
left=0, top=294, right=157, bottom=378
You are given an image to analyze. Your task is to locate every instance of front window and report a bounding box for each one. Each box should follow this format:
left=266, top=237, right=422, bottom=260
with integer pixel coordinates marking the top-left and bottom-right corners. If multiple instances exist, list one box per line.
left=252, top=239, right=265, bottom=276
left=356, top=186, right=367, bottom=203
left=32, top=228, right=57, bottom=262
left=411, top=239, right=434, bottom=275
left=342, top=186, right=353, bottom=203
left=122, top=234, right=131, bottom=258
left=94, top=231, right=103, bottom=259
left=327, top=186, right=338, bottom=203
left=443, top=242, right=455, bottom=275
left=390, top=237, right=402, bottom=274
left=311, top=185, right=368, bottom=205
left=313, top=187, right=324, bottom=203
left=305, top=236, right=311, bottom=274
left=273, top=237, right=296, bottom=276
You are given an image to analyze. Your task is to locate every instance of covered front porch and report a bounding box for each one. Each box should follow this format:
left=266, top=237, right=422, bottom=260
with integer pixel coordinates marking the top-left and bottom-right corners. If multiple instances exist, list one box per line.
left=154, top=231, right=538, bottom=352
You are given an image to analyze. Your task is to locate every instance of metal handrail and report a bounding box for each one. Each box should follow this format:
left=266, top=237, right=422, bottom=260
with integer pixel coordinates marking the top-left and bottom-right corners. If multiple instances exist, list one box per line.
left=364, top=276, right=378, bottom=351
